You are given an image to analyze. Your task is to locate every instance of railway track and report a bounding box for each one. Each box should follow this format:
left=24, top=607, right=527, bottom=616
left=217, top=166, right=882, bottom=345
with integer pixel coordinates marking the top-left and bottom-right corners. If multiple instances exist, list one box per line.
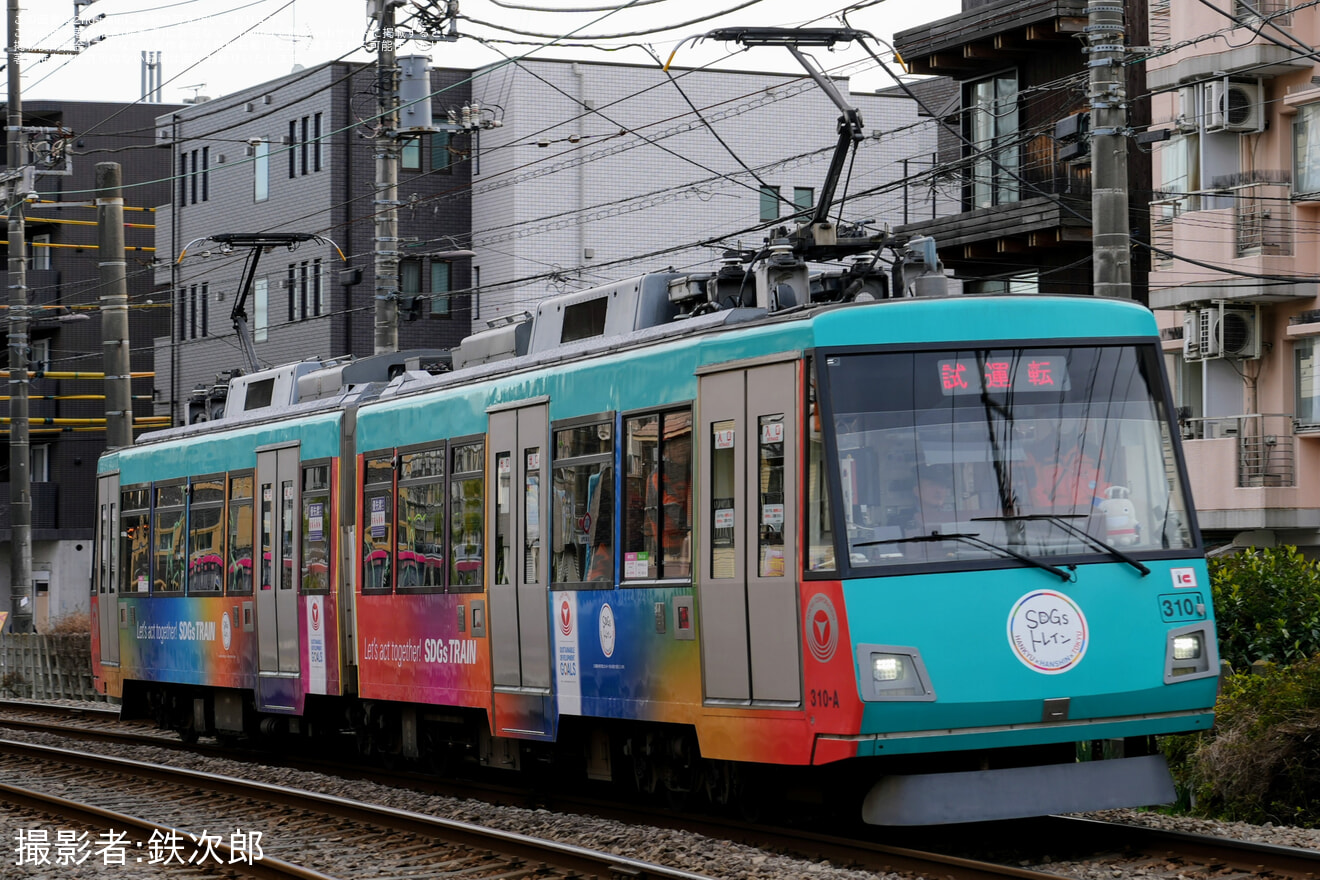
left=0, top=736, right=719, bottom=880
left=5, top=699, right=1320, bottom=879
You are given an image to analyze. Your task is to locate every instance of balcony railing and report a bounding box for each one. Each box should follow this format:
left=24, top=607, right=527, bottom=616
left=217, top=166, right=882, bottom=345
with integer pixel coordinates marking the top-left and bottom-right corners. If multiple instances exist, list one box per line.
left=1234, top=183, right=1293, bottom=257
left=1180, top=413, right=1296, bottom=487
left=1235, top=0, right=1291, bottom=26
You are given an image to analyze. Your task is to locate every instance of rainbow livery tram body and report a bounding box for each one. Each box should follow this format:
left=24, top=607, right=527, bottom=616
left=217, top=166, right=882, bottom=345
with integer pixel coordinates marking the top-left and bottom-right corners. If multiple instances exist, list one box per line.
left=90, top=253, right=1218, bottom=824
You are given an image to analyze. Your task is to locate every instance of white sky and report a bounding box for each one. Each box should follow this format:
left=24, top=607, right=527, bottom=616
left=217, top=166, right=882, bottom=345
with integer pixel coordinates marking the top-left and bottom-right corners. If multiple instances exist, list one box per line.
left=14, top=0, right=958, bottom=106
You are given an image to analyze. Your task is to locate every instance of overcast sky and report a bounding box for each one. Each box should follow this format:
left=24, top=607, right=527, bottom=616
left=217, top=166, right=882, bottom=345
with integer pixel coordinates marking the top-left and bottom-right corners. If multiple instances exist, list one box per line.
left=14, top=0, right=957, bottom=106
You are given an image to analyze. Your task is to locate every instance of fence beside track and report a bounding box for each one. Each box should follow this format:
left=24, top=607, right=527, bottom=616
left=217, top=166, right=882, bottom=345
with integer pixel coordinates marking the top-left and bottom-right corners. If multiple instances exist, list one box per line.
left=0, top=633, right=101, bottom=701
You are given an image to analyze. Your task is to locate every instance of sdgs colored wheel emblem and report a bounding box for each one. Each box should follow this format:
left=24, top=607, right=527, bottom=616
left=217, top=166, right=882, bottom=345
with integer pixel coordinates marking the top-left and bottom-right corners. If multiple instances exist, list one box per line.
left=1007, top=590, right=1088, bottom=674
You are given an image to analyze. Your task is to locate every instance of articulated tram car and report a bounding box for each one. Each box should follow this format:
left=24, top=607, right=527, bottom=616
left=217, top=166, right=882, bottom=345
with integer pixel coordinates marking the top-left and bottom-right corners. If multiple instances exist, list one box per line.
left=90, top=281, right=1219, bottom=824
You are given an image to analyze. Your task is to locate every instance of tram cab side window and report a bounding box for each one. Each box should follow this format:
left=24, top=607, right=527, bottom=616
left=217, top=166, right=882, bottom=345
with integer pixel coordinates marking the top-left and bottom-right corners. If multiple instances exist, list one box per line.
left=806, top=359, right=836, bottom=573
left=362, top=454, right=395, bottom=593
left=450, top=441, right=485, bottom=593
left=397, top=446, right=446, bottom=592
left=227, top=474, right=254, bottom=595
left=551, top=419, right=615, bottom=587
left=153, top=484, right=187, bottom=593
left=622, top=409, right=692, bottom=582
left=187, top=476, right=226, bottom=594
left=120, top=486, right=151, bottom=593
left=302, top=464, right=332, bottom=594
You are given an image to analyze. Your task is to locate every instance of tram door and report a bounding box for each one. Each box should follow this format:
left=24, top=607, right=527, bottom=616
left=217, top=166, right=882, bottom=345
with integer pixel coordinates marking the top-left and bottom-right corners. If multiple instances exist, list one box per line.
left=698, top=360, right=801, bottom=704
left=255, top=445, right=300, bottom=676
left=95, top=473, right=120, bottom=667
left=488, top=403, right=552, bottom=691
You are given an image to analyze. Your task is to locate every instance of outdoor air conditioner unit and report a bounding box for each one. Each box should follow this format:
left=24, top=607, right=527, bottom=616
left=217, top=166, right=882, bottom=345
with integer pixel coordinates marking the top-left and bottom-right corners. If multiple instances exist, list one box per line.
left=1196, top=302, right=1261, bottom=359
left=1203, top=78, right=1264, bottom=133
left=1175, top=86, right=1200, bottom=132
left=1182, top=310, right=1202, bottom=361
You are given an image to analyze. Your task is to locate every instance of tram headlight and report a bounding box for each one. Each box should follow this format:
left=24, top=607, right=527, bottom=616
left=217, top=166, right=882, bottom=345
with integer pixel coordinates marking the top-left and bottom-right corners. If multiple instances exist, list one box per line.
left=1172, top=634, right=1201, bottom=661
left=1164, top=623, right=1218, bottom=684
left=872, top=655, right=905, bottom=682
left=858, top=646, right=935, bottom=701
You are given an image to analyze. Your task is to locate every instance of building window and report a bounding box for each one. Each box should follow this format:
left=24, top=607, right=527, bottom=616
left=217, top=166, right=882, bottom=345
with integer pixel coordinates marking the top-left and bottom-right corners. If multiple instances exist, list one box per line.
left=254, top=277, right=268, bottom=342
left=430, top=261, right=450, bottom=317
left=201, top=282, right=209, bottom=337
left=312, top=258, right=323, bottom=316
left=178, top=287, right=187, bottom=340
left=793, top=186, right=814, bottom=215
left=401, top=260, right=421, bottom=296
left=30, top=233, right=51, bottom=271
left=179, top=150, right=188, bottom=207
left=30, top=444, right=49, bottom=482
left=431, top=129, right=452, bottom=172
left=473, top=266, right=480, bottom=321
left=288, top=120, right=298, bottom=178
left=190, top=149, right=199, bottom=204
left=300, top=115, right=310, bottom=176
left=201, top=146, right=209, bottom=201
left=313, top=112, right=323, bottom=172
left=254, top=139, right=269, bottom=202
left=29, top=338, right=49, bottom=373
left=759, top=185, right=780, bottom=221
left=299, top=261, right=309, bottom=320
left=1295, top=104, right=1320, bottom=197
left=287, top=265, right=296, bottom=322
left=968, top=71, right=1019, bottom=209
left=1297, top=337, right=1320, bottom=428
left=401, top=136, right=421, bottom=171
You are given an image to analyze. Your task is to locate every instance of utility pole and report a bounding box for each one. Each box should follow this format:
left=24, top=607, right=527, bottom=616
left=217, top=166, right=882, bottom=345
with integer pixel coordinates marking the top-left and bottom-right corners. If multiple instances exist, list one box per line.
left=1088, top=0, right=1131, bottom=299
left=98, top=163, right=132, bottom=451
left=372, top=0, right=402, bottom=355
left=6, top=0, right=30, bottom=633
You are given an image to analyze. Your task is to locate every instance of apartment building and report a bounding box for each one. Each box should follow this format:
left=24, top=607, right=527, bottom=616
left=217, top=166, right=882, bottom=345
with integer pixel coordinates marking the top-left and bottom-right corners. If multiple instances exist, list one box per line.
left=892, top=0, right=1152, bottom=297
left=0, top=101, right=177, bottom=628
left=1145, top=0, right=1320, bottom=550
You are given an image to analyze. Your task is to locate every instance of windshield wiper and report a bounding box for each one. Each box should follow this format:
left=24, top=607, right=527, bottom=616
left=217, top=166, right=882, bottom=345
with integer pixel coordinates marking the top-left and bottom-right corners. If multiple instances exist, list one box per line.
left=971, top=514, right=1150, bottom=576
left=856, top=532, right=1072, bottom=582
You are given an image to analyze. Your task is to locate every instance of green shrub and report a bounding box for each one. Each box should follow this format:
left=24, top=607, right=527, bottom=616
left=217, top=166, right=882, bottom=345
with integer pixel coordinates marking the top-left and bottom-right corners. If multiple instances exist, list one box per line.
left=1165, top=657, right=1320, bottom=825
left=1210, top=546, right=1320, bottom=671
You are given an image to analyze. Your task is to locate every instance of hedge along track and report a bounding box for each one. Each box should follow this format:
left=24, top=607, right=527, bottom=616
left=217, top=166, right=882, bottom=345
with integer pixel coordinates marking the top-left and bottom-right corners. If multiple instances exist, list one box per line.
left=0, top=738, right=720, bottom=880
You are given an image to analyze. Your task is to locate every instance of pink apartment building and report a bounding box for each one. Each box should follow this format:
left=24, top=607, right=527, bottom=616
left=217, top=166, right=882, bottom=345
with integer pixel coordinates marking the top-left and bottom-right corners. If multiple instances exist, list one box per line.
left=1147, top=0, right=1320, bottom=551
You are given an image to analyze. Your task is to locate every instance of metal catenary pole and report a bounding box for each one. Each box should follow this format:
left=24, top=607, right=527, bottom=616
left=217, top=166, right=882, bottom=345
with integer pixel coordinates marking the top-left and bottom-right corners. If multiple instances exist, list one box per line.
left=6, top=0, right=31, bottom=632
left=372, top=0, right=401, bottom=354
left=97, top=163, right=132, bottom=450
left=1088, top=0, right=1132, bottom=299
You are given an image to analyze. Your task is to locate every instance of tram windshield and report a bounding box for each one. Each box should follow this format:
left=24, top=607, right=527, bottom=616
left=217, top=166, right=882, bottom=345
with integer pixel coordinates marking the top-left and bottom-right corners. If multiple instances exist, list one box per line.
left=820, top=345, right=1195, bottom=571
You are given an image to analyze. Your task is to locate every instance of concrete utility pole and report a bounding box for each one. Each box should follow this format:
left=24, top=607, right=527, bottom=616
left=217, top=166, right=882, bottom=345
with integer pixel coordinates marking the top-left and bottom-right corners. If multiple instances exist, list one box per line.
left=98, top=163, right=132, bottom=451
left=1087, top=0, right=1132, bottom=299
left=6, top=0, right=30, bottom=633
left=372, top=0, right=402, bottom=355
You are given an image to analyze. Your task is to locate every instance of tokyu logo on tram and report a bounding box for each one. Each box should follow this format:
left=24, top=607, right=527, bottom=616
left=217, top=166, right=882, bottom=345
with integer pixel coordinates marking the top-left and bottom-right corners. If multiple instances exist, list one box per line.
left=1007, top=590, right=1088, bottom=674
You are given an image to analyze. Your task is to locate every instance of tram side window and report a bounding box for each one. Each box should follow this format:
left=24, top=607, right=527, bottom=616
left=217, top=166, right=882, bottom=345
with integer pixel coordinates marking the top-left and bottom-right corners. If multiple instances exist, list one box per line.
left=120, top=487, right=151, bottom=593
left=806, top=359, right=835, bottom=573
left=228, top=474, right=254, bottom=595
left=397, top=446, right=446, bottom=592
left=362, top=454, right=395, bottom=593
left=622, top=409, right=692, bottom=581
left=153, top=484, right=187, bottom=593
left=450, top=441, right=484, bottom=593
left=495, top=452, right=511, bottom=587
left=302, top=464, right=332, bottom=594
left=187, top=475, right=226, bottom=593
left=551, top=419, right=615, bottom=587
left=710, top=420, right=737, bottom=579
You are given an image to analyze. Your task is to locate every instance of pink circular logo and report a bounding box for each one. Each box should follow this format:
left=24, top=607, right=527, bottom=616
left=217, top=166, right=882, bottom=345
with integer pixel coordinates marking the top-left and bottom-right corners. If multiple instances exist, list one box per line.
left=805, top=593, right=839, bottom=663
left=559, top=599, right=572, bottom=636
left=311, top=603, right=320, bottom=632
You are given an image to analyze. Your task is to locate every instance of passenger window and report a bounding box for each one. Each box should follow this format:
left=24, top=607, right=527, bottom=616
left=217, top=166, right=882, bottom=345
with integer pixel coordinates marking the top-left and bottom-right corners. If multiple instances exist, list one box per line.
left=362, top=455, right=395, bottom=593
left=551, top=421, right=614, bottom=587
left=153, top=484, right=187, bottom=593
left=758, top=415, right=786, bottom=577
left=187, top=475, right=225, bottom=593
left=710, top=420, right=736, bottom=579
left=450, top=441, right=484, bottom=592
left=495, top=452, right=511, bottom=586
left=622, top=409, right=692, bottom=581
left=806, top=360, right=836, bottom=572
left=301, top=464, right=331, bottom=594
left=524, top=448, right=542, bottom=584
left=228, top=474, right=254, bottom=595
left=280, top=480, right=295, bottom=591
left=397, top=446, right=446, bottom=592
left=120, top=487, right=151, bottom=593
